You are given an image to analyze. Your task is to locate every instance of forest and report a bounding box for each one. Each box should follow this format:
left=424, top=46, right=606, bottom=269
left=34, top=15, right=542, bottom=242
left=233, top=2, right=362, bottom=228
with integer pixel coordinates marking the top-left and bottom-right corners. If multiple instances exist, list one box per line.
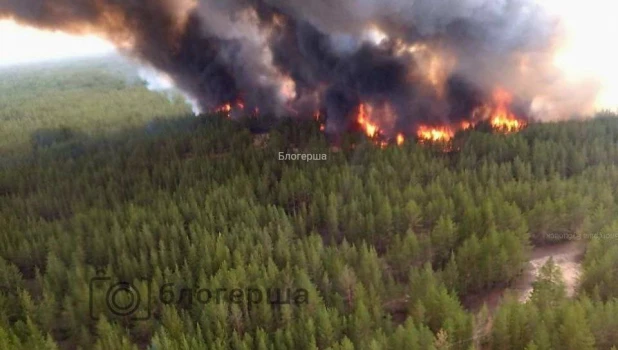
left=1, top=58, right=618, bottom=350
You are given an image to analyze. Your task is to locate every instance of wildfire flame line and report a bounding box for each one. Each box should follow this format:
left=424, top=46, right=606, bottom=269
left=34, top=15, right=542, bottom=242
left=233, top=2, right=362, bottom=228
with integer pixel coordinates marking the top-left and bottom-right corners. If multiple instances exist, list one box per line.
left=212, top=88, right=526, bottom=148
left=352, top=88, right=526, bottom=146
left=416, top=126, right=454, bottom=142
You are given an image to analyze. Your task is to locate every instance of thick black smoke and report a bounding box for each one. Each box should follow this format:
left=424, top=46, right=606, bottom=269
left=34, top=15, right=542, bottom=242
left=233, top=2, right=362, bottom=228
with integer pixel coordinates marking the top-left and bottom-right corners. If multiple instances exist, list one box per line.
left=2, top=0, right=580, bottom=134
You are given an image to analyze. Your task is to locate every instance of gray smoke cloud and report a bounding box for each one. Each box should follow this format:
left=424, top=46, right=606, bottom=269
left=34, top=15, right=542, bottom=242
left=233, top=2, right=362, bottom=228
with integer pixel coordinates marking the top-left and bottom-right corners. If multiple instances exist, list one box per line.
left=1, top=0, right=595, bottom=135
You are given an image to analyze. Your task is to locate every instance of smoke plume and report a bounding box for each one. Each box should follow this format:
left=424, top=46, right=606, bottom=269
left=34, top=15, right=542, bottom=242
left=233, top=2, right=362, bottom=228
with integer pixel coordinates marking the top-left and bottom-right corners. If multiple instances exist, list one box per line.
left=0, top=0, right=601, bottom=136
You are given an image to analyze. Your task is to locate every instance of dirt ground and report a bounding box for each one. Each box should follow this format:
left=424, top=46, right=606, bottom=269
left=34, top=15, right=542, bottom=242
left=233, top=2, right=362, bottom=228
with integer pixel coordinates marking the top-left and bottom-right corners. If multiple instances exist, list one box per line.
left=464, top=240, right=586, bottom=312
left=464, top=240, right=587, bottom=348
left=513, top=240, right=586, bottom=302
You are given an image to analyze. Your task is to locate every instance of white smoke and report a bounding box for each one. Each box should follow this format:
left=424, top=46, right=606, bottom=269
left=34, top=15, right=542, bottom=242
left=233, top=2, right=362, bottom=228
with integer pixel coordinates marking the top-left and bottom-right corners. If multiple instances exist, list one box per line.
left=138, top=66, right=202, bottom=115
left=138, top=67, right=174, bottom=90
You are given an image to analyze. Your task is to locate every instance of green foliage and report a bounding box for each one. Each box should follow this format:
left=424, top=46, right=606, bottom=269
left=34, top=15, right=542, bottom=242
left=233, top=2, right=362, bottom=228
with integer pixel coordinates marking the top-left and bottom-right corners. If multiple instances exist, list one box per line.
left=1, top=58, right=618, bottom=349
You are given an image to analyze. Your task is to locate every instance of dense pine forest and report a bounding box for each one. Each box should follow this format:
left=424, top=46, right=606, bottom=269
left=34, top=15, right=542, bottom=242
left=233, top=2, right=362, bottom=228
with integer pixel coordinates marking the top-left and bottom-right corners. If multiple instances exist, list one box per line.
left=2, top=58, right=618, bottom=350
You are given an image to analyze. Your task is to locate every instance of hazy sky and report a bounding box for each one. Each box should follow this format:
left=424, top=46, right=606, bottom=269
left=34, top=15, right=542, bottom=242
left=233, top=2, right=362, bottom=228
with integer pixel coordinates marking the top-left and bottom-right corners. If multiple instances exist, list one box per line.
left=542, top=0, right=618, bottom=110
left=0, top=20, right=116, bottom=67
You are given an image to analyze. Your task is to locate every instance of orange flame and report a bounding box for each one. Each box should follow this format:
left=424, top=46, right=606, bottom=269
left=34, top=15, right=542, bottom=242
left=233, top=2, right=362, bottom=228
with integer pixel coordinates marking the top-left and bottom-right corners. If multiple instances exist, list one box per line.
left=487, top=88, right=526, bottom=132
left=314, top=111, right=326, bottom=131
left=491, top=114, right=524, bottom=132
left=396, top=133, right=405, bottom=146
left=215, top=103, right=232, bottom=114
left=417, top=125, right=454, bottom=142
left=214, top=100, right=246, bottom=118
left=357, top=103, right=380, bottom=138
